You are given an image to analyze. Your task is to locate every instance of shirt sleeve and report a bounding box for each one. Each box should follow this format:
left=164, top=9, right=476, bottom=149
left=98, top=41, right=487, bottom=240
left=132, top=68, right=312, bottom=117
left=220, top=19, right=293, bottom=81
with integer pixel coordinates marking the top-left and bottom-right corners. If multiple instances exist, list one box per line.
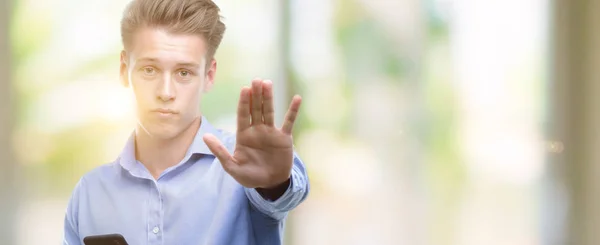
left=245, top=151, right=310, bottom=221
left=63, top=178, right=84, bottom=245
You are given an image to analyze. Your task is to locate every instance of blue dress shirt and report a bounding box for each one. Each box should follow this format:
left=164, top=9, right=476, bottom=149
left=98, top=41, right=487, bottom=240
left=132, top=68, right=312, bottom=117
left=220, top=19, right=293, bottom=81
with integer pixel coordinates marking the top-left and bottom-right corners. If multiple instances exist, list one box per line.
left=63, top=117, right=310, bottom=245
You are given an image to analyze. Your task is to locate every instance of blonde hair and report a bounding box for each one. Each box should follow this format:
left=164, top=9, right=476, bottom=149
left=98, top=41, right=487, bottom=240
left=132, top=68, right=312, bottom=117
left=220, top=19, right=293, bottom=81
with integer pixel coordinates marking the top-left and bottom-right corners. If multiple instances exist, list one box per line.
left=120, top=0, right=226, bottom=60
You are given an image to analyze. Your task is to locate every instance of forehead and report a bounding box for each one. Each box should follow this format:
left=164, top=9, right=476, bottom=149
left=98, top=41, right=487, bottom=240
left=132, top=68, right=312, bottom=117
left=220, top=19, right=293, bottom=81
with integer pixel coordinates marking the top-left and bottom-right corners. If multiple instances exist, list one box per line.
left=128, top=27, right=207, bottom=66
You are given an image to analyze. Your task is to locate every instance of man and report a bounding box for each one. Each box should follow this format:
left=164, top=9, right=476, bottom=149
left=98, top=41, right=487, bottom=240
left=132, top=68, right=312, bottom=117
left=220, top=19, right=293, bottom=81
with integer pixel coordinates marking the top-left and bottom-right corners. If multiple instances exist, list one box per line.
left=62, top=0, right=309, bottom=244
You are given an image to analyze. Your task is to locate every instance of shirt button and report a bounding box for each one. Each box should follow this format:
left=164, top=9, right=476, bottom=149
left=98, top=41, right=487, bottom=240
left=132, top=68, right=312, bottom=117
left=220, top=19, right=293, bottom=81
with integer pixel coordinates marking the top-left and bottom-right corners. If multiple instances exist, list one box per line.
left=152, top=226, right=160, bottom=234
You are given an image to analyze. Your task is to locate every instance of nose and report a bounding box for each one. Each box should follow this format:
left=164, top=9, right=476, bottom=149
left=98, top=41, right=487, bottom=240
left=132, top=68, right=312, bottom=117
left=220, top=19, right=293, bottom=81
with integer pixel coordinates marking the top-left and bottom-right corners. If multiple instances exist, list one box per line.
left=156, top=74, right=175, bottom=102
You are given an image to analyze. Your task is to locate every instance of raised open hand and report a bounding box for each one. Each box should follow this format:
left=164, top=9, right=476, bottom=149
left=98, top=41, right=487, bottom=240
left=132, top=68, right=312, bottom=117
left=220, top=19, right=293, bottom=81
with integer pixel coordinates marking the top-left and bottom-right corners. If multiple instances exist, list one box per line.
left=203, top=78, right=301, bottom=189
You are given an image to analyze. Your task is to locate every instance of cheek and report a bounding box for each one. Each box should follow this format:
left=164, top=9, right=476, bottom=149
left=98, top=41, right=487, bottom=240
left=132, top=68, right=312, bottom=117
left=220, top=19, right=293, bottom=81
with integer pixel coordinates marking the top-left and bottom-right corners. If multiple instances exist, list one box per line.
left=179, top=84, right=203, bottom=110
left=129, top=81, right=155, bottom=107
left=129, top=72, right=155, bottom=89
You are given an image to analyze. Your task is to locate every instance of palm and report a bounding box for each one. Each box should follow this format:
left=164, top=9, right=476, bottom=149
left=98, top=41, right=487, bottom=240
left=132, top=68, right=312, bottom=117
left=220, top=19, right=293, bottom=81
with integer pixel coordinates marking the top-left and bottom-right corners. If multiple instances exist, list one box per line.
left=204, top=79, right=301, bottom=188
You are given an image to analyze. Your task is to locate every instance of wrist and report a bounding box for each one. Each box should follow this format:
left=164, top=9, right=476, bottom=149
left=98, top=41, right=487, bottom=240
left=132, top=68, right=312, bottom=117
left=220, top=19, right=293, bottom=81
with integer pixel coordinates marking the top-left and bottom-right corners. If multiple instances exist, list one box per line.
left=256, top=178, right=291, bottom=201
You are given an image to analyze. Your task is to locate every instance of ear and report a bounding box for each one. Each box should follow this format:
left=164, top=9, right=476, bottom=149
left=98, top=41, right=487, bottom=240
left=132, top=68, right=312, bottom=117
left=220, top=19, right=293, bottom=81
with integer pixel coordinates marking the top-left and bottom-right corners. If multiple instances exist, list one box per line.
left=203, top=59, right=217, bottom=92
left=120, top=50, right=129, bottom=88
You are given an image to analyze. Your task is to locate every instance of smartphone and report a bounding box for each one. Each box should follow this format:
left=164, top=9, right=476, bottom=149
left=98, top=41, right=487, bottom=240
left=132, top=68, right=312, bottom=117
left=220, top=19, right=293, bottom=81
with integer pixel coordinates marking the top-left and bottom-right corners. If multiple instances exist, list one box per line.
left=83, top=234, right=129, bottom=245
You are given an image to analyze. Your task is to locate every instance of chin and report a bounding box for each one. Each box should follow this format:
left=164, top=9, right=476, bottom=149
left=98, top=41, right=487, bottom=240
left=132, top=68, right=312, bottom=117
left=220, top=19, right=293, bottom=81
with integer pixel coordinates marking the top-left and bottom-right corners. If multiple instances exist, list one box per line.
left=138, top=122, right=183, bottom=140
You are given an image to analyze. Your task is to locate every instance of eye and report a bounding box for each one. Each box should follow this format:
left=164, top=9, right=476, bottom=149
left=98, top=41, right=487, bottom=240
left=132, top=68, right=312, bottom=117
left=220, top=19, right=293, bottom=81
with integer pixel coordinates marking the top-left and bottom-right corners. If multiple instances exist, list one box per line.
left=177, top=69, right=194, bottom=81
left=141, top=66, right=156, bottom=76
left=178, top=70, right=190, bottom=77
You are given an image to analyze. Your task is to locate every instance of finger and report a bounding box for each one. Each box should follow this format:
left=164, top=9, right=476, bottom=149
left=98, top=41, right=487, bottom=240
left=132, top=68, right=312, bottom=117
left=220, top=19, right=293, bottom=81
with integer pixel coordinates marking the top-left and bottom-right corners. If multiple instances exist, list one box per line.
left=262, top=80, right=275, bottom=126
left=281, top=95, right=302, bottom=135
left=251, top=79, right=263, bottom=124
left=203, top=134, right=238, bottom=174
left=237, top=86, right=251, bottom=132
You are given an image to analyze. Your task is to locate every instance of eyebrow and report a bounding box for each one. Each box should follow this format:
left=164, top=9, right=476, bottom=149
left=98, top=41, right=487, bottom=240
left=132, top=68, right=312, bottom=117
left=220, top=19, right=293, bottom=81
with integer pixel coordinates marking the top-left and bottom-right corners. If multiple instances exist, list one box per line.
left=136, top=57, right=201, bottom=69
left=178, top=62, right=201, bottom=69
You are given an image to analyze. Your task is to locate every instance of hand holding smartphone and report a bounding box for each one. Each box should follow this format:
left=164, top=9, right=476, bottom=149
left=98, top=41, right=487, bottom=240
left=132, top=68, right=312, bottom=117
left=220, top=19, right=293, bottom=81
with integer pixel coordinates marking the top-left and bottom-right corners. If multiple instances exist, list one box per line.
left=83, top=234, right=129, bottom=245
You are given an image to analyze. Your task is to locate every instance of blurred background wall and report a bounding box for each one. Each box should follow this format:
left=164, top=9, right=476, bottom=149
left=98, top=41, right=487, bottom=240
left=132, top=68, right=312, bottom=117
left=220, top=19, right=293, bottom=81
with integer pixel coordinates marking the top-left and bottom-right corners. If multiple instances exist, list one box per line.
left=0, top=0, right=597, bottom=244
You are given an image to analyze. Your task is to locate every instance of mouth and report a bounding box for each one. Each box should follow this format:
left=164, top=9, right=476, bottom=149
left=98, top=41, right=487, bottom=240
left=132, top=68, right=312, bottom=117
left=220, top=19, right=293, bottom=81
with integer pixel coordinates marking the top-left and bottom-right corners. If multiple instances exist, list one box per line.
left=151, top=108, right=178, bottom=115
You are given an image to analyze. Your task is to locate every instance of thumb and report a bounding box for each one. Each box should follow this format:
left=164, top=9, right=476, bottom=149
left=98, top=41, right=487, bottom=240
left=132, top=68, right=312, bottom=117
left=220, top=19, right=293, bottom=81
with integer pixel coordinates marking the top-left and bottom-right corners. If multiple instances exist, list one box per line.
left=203, top=133, right=238, bottom=174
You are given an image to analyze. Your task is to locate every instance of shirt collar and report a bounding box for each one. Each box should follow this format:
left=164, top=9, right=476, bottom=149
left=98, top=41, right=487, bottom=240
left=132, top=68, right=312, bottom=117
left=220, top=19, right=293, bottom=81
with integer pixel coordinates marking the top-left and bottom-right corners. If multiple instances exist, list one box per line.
left=118, top=116, right=221, bottom=173
left=186, top=116, right=221, bottom=156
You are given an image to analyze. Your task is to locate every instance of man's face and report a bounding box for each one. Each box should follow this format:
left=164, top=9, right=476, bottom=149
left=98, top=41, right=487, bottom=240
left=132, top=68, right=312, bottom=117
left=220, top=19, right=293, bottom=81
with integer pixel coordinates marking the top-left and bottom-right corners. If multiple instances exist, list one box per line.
left=120, top=27, right=216, bottom=139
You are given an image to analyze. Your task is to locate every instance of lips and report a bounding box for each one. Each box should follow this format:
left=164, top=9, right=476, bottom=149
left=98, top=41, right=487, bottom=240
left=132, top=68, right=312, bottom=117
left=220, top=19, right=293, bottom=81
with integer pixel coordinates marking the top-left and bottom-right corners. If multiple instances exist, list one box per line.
left=152, top=108, right=178, bottom=114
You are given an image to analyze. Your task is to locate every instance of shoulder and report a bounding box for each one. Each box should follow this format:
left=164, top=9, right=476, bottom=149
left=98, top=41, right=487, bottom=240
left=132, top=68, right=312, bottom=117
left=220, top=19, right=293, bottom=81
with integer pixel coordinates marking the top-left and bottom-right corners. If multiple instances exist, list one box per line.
left=74, top=160, right=124, bottom=191
left=66, top=160, right=121, bottom=212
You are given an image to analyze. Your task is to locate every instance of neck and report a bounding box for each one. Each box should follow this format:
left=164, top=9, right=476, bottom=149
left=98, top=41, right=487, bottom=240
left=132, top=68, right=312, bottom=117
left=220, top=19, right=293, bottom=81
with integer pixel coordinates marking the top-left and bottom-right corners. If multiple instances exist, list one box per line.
left=134, top=117, right=201, bottom=179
